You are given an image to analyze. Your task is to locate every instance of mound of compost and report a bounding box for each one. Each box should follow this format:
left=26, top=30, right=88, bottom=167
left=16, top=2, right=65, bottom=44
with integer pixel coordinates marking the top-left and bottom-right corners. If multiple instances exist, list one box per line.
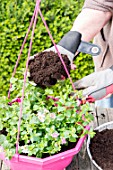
left=28, top=51, right=71, bottom=87
left=90, top=129, right=113, bottom=170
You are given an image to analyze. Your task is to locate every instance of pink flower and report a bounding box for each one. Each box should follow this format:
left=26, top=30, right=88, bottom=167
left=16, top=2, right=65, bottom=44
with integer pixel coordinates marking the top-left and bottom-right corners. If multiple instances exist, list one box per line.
left=76, top=99, right=81, bottom=106
left=16, top=98, right=21, bottom=103
left=54, top=103, right=58, bottom=107
left=37, top=112, right=45, bottom=122
left=51, top=132, right=59, bottom=138
left=76, top=110, right=80, bottom=113
left=49, top=113, right=56, bottom=119
left=61, top=75, right=66, bottom=80
left=43, top=108, right=49, bottom=113
left=46, top=96, right=59, bottom=101
left=61, top=137, right=66, bottom=144
left=8, top=97, right=21, bottom=106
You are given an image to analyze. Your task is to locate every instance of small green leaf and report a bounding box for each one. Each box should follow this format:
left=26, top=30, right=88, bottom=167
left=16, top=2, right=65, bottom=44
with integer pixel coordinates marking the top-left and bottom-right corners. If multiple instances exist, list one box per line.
left=58, top=106, right=65, bottom=112
left=69, top=136, right=77, bottom=142
left=0, top=135, right=6, bottom=144
left=33, top=105, right=39, bottom=111
left=10, top=77, right=18, bottom=84
left=57, top=114, right=64, bottom=121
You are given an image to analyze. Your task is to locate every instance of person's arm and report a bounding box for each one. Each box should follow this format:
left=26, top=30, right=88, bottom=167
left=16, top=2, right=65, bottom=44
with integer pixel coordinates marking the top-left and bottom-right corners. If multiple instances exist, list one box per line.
left=71, top=8, right=112, bottom=42
left=32, top=3, right=112, bottom=62
left=52, top=8, right=111, bottom=62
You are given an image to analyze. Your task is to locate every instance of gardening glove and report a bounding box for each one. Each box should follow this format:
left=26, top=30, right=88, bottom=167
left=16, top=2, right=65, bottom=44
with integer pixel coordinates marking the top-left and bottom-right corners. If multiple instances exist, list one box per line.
left=30, top=31, right=101, bottom=62
left=74, top=65, right=113, bottom=102
left=46, top=31, right=101, bottom=63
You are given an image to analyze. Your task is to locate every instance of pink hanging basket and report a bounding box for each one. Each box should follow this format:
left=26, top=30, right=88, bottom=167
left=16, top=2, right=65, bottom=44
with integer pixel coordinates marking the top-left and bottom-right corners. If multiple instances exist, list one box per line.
left=3, top=1, right=91, bottom=170
left=0, top=128, right=88, bottom=170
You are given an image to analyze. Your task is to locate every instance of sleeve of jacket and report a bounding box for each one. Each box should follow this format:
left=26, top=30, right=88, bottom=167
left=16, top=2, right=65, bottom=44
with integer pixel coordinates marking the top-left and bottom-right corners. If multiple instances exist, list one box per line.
left=83, top=0, right=113, bottom=14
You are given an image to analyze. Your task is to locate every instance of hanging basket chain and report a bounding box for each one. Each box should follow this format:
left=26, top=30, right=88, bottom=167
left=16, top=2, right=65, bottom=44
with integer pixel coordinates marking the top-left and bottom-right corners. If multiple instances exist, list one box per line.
left=8, top=1, right=39, bottom=99
left=16, top=0, right=41, bottom=154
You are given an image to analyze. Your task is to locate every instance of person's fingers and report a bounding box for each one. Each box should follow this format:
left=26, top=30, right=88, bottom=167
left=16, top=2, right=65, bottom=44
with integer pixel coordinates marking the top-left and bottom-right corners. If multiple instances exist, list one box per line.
left=29, top=55, right=35, bottom=60
left=83, top=87, right=106, bottom=100
left=74, top=77, right=94, bottom=89
left=29, top=52, right=39, bottom=61
left=74, top=72, right=98, bottom=89
left=74, top=79, right=88, bottom=89
left=83, top=86, right=99, bottom=96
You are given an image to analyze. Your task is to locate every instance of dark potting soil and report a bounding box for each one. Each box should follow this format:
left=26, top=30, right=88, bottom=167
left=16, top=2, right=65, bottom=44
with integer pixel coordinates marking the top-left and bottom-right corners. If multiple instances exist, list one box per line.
left=28, top=51, right=71, bottom=88
left=90, top=129, right=113, bottom=170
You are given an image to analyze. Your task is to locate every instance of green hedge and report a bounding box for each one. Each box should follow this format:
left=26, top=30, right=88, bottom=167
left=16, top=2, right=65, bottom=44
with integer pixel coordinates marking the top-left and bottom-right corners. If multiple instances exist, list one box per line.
left=0, top=0, right=94, bottom=95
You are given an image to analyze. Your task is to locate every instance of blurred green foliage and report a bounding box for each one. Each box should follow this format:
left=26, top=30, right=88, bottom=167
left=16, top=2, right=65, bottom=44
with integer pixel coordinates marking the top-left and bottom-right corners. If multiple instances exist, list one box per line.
left=0, top=0, right=94, bottom=95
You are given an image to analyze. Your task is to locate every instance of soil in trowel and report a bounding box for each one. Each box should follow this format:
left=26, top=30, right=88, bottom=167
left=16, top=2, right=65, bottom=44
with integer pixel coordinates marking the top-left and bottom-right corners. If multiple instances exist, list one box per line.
left=28, top=51, right=71, bottom=88
left=23, top=51, right=74, bottom=158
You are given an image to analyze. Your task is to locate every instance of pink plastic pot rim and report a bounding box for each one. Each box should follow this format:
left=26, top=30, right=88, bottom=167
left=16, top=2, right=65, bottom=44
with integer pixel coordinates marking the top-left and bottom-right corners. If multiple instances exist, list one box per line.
left=0, top=135, right=85, bottom=166
left=0, top=126, right=89, bottom=166
left=11, top=136, right=86, bottom=164
left=11, top=136, right=85, bottom=165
